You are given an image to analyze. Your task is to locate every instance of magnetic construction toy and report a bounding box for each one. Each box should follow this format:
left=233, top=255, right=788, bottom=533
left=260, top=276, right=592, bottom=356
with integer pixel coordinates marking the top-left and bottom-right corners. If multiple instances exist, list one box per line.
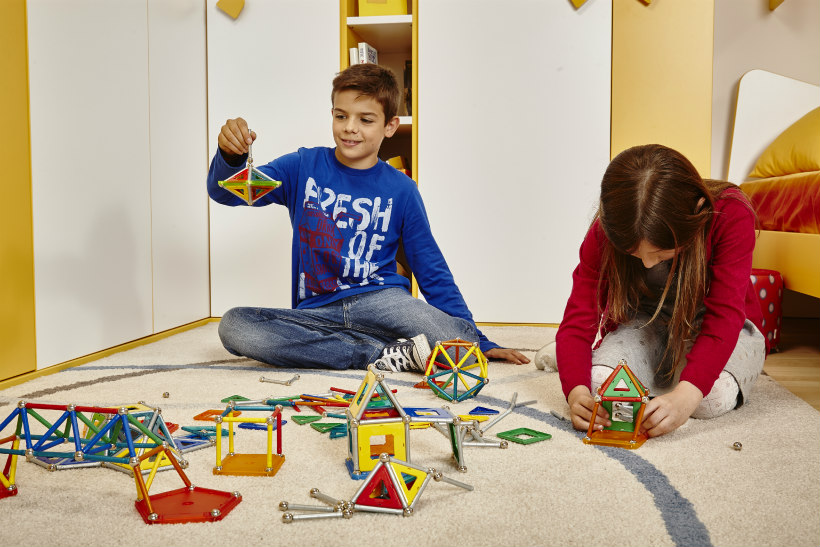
left=280, top=453, right=473, bottom=522
left=583, top=360, right=650, bottom=449
left=218, top=140, right=281, bottom=205
left=0, top=401, right=241, bottom=523
left=423, top=338, right=489, bottom=402
left=212, top=402, right=286, bottom=477
left=344, top=365, right=516, bottom=478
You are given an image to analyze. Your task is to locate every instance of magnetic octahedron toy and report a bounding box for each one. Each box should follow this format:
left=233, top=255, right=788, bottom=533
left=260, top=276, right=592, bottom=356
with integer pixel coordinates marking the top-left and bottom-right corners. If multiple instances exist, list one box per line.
left=583, top=360, right=650, bottom=449
left=218, top=141, right=281, bottom=205
left=424, top=339, right=489, bottom=402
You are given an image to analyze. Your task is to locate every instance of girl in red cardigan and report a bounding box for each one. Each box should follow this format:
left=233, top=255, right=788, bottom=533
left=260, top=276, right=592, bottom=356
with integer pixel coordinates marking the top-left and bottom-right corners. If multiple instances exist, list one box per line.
left=544, top=144, right=766, bottom=438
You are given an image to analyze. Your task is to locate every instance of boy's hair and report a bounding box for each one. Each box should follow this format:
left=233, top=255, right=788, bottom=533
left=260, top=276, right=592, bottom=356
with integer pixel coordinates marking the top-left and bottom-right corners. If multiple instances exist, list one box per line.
left=331, top=64, right=400, bottom=123
left=596, top=144, right=743, bottom=384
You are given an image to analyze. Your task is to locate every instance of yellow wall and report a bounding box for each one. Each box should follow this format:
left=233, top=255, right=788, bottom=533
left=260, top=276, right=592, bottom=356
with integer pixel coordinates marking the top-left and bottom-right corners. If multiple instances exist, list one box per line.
left=0, top=0, right=37, bottom=380
left=611, top=0, right=714, bottom=177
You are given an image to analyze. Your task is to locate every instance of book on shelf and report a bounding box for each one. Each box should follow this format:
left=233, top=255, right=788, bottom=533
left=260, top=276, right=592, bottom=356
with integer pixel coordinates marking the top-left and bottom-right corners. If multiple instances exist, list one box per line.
left=349, top=47, right=359, bottom=65
left=357, top=42, right=378, bottom=65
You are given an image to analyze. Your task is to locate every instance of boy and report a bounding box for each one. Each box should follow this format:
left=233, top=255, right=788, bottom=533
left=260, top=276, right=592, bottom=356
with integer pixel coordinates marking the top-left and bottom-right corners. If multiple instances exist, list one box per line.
left=207, top=63, right=527, bottom=372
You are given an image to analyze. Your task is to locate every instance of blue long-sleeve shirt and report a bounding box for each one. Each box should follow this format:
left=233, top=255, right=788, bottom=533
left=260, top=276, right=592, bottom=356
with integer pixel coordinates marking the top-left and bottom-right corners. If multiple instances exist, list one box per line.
left=207, top=146, right=497, bottom=352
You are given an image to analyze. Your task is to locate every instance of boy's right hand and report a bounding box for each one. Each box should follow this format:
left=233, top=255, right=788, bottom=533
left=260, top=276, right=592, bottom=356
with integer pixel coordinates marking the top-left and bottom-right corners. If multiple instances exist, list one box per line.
left=218, top=117, right=256, bottom=161
left=567, top=385, right=611, bottom=432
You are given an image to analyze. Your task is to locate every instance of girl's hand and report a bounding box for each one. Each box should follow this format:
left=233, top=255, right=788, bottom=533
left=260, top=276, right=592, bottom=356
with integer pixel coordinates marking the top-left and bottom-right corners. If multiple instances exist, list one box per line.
left=484, top=347, right=530, bottom=365
left=567, top=385, right=610, bottom=432
left=640, top=381, right=703, bottom=437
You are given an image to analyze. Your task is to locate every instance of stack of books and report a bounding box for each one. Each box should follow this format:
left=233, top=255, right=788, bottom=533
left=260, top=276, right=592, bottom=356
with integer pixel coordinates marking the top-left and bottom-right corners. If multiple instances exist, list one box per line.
left=349, top=42, right=378, bottom=65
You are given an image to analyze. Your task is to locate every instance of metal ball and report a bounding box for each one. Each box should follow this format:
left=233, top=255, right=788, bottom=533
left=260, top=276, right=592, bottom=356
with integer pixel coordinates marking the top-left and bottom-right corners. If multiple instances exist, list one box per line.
left=403, top=507, right=414, bottom=517
left=162, top=392, right=170, bottom=398
left=309, top=487, right=320, bottom=497
left=210, top=509, right=221, bottom=517
left=342, top=509, right=353, bottom=519
left=282, top=512, right=293, bottom=523
left=279, top=501, right=289, bottom=511
left=379, top=453, right=390, bottom=463
left=732, top=442, right=743, bottom=451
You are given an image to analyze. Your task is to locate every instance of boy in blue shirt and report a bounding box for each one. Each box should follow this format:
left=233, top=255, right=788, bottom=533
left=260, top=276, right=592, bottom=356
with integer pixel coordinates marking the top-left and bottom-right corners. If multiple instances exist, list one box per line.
left=207, top=63, right=528, bottom=372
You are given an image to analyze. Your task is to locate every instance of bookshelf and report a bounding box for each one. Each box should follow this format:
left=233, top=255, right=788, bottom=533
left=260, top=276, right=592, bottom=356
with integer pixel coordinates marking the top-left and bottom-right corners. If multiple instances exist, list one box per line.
left=340, top=0, right=418, bottom=292
left=340, top=0, right=417, bottom=176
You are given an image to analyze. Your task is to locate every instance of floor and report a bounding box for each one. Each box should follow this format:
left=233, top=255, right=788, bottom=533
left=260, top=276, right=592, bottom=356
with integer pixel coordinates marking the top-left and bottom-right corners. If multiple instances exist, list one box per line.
left=763, top=317, right=820, bottom=411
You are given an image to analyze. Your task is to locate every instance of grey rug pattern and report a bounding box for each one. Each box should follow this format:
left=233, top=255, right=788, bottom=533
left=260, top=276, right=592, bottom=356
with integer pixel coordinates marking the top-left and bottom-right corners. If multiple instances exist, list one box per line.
left=1, top=324, right=818, bottom=547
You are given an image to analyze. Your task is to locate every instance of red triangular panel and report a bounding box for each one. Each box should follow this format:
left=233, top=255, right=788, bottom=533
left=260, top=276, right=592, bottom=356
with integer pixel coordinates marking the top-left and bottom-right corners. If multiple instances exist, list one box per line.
left=354, top=464, right=403, bottom=510
left=226, top=167, right=250, bottom=182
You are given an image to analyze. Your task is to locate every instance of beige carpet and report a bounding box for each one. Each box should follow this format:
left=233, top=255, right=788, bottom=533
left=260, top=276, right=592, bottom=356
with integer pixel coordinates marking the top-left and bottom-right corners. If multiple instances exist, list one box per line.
left=1, top=324, right=818, bottom=547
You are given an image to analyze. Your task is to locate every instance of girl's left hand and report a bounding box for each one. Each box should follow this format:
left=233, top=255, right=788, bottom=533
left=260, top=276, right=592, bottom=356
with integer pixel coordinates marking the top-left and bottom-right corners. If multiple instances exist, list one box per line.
left=640, top=381, right=703, bottom=437
left=484, top=347, right=530, bottom=365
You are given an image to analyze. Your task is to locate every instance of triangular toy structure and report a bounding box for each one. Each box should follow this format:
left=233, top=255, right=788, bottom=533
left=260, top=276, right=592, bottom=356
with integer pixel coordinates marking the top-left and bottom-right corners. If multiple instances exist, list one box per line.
left=218, top=142, right=281, bottom=206
left=583, top=360, right=650, bottom=449
left=280, top=454, right=474, bottom=522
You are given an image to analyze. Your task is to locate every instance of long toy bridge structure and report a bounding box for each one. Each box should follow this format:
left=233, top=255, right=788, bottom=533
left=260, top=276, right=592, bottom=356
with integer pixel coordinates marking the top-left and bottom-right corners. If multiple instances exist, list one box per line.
left=0, top=401, right=241, bottom=524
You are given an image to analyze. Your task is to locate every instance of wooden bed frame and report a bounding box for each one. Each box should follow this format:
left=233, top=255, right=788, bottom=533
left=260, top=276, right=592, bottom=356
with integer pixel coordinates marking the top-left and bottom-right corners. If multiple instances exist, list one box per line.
left=727, top=69, right=820, bottom=298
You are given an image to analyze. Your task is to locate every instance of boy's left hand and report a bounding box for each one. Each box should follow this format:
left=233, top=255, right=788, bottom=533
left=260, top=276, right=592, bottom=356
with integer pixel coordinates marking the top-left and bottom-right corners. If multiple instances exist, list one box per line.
left=484, top=347, right=530, bottom=365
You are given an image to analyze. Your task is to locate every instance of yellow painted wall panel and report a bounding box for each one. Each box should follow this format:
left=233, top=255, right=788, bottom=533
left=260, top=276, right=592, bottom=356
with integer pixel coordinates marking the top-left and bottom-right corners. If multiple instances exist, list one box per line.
left=0, top=0, right=37, bottom=380
left=611, top=0, right=714, bottom=177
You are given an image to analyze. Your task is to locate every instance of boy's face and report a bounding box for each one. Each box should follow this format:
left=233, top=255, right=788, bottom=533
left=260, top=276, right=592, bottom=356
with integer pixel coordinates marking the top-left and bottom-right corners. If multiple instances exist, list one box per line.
left=332, top=89, right=399, bottom=170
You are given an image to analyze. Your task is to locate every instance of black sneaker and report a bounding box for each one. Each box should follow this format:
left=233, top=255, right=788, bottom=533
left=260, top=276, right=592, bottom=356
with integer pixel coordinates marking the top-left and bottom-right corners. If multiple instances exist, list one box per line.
left=373, top=334, right=431, bottom=373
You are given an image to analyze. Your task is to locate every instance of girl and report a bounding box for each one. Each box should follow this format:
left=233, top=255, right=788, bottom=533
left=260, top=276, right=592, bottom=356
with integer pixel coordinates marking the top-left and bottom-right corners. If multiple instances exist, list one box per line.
left=547, top=144, right=766, bottom=438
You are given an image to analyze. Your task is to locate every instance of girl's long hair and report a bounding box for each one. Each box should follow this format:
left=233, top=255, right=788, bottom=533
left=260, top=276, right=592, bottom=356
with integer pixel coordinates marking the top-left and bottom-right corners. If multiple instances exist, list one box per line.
left=597, top=144, right=739, bottom=383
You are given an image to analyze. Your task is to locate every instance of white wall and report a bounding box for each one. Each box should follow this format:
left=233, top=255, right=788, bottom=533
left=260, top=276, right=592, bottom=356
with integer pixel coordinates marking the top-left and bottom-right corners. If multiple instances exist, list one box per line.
left=148, top=0, right=211, bottom=332
left=712, top=0, right=820, bottom=180
left=418, top=0, right=611, bottom=324
left=207, top=0, right=339, bottom=315
left=28, top=0, right=210, bottom=368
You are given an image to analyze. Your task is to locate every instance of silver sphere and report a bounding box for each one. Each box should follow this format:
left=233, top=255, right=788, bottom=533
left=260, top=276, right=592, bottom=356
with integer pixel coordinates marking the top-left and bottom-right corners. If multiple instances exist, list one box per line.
left=732, top=442, right=743, bottom=451
left=279, top=501, right=289, bottom=511
left=282, top=512, right=293, bottom=523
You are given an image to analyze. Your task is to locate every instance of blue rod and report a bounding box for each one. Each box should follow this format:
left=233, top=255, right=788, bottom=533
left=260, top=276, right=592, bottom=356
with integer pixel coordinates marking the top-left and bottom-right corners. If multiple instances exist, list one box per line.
left=0, top=407, right=21, bottom=433
left=32, top=411, right=69, bottom=451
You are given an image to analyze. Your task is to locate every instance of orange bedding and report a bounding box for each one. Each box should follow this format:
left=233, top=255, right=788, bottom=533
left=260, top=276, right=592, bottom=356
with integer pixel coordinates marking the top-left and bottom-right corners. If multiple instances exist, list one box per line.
left=740, top=171, right=820, bottom=234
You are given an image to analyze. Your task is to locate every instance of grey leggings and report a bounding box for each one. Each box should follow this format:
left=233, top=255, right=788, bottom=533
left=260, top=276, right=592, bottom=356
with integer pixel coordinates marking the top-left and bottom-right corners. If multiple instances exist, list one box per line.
left=591, top=314, right=766, bottom=418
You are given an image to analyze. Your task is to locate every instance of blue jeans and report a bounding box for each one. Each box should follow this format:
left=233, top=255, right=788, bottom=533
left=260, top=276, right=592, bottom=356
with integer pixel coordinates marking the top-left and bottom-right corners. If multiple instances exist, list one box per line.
left=218, top=287, right=478, bottom=370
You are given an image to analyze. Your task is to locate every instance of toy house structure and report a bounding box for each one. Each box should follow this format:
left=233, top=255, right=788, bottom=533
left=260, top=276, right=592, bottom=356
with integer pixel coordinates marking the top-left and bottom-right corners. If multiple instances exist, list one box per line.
left=583, top=360, right=650, bottom=449
left=345, top=366, right=457, bottom=479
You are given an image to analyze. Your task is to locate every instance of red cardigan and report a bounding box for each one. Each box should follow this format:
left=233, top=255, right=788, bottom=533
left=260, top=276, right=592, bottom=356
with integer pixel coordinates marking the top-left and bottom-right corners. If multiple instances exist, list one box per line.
left=555, top=189, right=765, bottom=399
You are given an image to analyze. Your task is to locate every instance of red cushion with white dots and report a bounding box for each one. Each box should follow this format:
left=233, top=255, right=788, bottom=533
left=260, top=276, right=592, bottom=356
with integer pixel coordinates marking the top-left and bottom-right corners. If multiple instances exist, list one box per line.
left=750, top=268, right=783, bottom=351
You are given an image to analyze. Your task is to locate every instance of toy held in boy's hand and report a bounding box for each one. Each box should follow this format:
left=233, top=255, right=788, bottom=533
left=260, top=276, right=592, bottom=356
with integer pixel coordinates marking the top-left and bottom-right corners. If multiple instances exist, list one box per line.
left=218, top=140, right=281, bottom=205
left=583, top=360, right=650, bottom=449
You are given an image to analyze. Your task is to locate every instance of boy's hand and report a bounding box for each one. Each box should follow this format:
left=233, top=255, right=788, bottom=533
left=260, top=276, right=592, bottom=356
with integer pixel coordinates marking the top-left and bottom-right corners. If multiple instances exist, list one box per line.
left=567, top=384, right=610, bottom=432
left=484, top=347, right=530, bottom=365
left=218, top=117, right=256, bottom=161
left=639, top=381, right=702, bottom=437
